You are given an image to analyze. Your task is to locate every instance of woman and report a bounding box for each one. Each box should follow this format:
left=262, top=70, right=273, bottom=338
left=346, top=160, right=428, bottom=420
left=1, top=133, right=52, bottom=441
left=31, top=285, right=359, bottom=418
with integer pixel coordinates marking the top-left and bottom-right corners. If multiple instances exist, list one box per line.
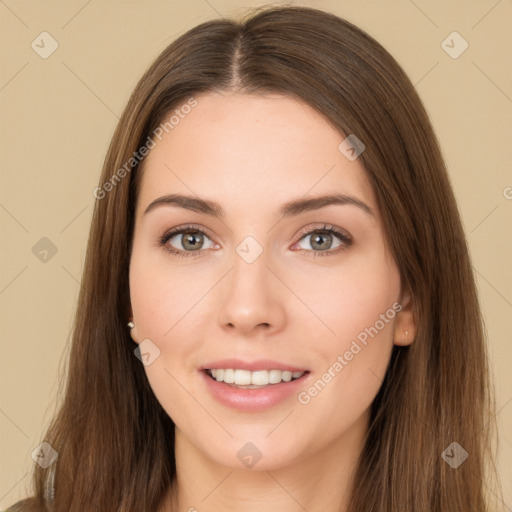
left=7, top=5, right=501, bottom=511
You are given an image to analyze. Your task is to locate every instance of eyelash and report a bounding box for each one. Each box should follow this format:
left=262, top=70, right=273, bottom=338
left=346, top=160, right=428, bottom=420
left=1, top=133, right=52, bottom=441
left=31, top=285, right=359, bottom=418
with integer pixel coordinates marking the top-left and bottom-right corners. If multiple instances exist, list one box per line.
left=157, top=223, right=353, bottom=259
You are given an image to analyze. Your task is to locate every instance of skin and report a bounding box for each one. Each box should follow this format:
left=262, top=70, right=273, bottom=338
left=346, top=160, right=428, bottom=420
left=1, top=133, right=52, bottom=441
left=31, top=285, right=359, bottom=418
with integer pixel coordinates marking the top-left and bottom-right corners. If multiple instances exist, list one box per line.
left=128, top=91, right=416, bottom=512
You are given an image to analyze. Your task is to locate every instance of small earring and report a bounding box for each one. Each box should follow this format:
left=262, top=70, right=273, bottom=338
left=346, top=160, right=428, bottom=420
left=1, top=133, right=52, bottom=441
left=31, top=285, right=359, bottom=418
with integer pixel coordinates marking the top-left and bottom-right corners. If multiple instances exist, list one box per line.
left=127, top=321, right=138, bottom=343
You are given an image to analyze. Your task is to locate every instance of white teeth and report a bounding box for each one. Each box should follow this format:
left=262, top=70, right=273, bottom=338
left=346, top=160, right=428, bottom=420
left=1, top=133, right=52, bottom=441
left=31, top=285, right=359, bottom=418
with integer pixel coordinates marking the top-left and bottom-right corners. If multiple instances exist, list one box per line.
left=268, top=369, right=282, bottom=384
left=282, top=371, right=292, bottom=382
left=251, top=370, right=269, bottom=386
left=234, top=369, right=252, bottom=385
left=223, top=369, right=235, bottom=383
left=207, top=368, right=305, bottom=386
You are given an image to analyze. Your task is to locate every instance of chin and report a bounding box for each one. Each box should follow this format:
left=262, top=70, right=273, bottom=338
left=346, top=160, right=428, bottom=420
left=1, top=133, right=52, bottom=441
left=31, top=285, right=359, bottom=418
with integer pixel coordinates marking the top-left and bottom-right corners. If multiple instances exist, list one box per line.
left=198, top=436, right=304, bottom=472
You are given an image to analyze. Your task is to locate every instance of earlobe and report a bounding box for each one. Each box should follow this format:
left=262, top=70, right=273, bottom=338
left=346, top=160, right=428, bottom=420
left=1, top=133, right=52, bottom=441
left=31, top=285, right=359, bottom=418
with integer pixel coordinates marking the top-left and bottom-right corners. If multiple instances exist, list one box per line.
left=127, top=320, right=139, bottom=344
left=393, top=289, right=417, bottom=346
left=395, top=328, right=413, bottom=346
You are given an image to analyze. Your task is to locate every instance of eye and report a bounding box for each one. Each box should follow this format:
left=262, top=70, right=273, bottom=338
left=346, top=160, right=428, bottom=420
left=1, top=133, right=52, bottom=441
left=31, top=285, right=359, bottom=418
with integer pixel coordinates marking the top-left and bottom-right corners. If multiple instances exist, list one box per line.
left=291, top=224, right=353, bottom=258
left=158, top=224, right=217, bottom=258
left=157, top=223, right=353, bottom=258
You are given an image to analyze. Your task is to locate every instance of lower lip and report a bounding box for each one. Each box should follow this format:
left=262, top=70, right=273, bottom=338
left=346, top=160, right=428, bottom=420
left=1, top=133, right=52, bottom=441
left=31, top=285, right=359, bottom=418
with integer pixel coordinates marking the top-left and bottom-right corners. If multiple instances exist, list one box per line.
left=200, top=370, right=309, bottom=412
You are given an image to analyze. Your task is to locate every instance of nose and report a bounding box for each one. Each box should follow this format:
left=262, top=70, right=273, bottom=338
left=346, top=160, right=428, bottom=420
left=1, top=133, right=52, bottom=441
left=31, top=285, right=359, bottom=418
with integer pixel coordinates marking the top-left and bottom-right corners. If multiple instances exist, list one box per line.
left=216, top=244, right=286, bottom=337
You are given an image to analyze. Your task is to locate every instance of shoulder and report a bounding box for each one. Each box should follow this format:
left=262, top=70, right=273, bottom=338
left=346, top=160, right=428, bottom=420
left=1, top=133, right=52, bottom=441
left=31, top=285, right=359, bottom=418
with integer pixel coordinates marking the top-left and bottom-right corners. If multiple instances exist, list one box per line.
left=3, top=498, right=41, bottom=512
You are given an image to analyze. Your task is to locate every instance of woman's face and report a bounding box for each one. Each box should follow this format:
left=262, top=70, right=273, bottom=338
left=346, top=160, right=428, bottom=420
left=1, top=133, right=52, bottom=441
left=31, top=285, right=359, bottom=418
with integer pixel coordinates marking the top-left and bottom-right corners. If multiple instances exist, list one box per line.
left=129, top=91, right=414, bottom=470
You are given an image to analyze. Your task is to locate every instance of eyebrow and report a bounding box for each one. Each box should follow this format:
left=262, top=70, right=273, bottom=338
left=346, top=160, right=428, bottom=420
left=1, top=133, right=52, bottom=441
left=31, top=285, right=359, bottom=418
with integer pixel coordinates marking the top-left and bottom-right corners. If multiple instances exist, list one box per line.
left=143, top=192, right=374, bottom=219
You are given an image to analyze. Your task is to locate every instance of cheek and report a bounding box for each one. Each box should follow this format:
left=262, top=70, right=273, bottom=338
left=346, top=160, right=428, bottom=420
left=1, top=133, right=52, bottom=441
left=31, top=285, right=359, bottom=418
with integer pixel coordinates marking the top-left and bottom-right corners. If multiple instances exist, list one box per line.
left=129, top=244, right=208, bottom=339
left=128, top=252, right=207, bottom=427
left=291, top=261, right=399, bottom=450
left=290, top=247, right=400, bottom=414
left=290, top=246, right=400, bottom=349
left=128, top=247, right=214, bottom=391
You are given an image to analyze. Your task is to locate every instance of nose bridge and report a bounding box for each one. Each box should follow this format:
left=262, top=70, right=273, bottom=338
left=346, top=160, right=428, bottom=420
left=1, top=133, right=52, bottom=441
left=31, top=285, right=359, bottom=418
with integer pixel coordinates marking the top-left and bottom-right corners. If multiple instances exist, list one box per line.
left=229, top=237, right=271, bottom=307
left=222, top=225, right=268, bottom=279
left=216, top=233, right=285, bottom=333
left=229, top=234, right=272, bottom=302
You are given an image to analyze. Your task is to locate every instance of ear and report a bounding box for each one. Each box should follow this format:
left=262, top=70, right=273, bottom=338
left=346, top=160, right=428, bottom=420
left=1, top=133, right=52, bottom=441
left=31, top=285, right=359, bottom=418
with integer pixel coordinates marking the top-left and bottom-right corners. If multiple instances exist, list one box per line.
left=393, top=288, right=417, bottom=346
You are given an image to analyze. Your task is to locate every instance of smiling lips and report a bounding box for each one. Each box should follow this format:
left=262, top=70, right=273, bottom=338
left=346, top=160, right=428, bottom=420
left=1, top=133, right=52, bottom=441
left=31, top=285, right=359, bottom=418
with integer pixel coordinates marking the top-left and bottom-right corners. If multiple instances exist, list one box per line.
left=206, top=368, right=306, bottom=388
left=201, top=363, right=310, bottom=410
left=201, top=358, right=308, bottom=388
left=200, top=358, right=309, bottom=399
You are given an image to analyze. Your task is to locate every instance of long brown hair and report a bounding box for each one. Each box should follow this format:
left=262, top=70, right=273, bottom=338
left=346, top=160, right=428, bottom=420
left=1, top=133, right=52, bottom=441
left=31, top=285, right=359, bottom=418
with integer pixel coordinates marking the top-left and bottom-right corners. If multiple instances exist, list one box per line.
left=14, top=5, right=500, bottom=511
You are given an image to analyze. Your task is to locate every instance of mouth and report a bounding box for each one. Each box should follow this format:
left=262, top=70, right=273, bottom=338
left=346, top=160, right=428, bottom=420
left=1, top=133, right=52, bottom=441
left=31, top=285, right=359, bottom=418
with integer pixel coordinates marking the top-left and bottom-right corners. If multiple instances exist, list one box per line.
left=203, top=368, right=309, bottom=389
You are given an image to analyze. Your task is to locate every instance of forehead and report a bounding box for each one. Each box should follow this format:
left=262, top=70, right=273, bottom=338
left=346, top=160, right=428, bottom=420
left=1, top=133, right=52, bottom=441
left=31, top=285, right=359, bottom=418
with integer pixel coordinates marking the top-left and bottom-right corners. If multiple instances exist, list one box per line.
left=136, top=91, right=376, bottom=219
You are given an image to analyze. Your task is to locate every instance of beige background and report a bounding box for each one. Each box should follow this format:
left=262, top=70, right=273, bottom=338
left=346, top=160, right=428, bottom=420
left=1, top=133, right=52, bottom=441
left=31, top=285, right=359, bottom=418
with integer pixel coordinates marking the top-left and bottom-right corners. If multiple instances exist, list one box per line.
left=1, top=0, right=511, bottom=508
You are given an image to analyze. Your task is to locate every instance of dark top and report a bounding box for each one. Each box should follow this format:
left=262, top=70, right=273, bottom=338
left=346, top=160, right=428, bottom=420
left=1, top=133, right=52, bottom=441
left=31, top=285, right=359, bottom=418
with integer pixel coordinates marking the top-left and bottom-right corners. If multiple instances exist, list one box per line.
left=3, top=499, right=34, bottom=511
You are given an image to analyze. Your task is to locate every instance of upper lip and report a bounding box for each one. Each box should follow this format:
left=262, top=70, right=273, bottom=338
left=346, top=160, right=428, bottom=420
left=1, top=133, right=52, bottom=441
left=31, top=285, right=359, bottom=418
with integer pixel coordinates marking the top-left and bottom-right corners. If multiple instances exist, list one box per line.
left=200, top=359, right=308, bottom=372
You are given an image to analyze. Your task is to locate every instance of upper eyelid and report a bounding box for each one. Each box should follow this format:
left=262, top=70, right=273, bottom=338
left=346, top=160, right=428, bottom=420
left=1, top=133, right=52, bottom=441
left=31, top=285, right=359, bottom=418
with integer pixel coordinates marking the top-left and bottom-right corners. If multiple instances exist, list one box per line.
left=161, top=223, right=214, bottom=241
